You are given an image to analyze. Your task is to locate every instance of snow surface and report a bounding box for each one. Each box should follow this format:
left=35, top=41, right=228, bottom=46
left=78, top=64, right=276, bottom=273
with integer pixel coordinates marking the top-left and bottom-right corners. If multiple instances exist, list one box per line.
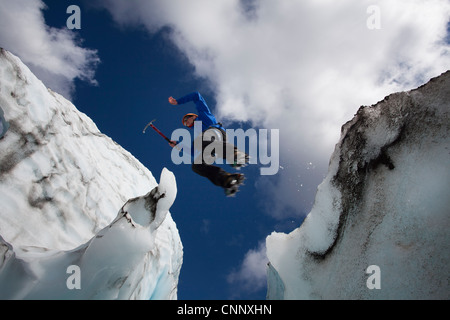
left=266, top=71, right=450, bottom=299
left=0, top=49, right=182, bottom=299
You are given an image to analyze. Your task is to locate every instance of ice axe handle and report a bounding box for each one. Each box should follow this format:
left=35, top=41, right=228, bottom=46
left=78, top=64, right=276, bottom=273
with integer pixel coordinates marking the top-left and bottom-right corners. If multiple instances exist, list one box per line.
left=143, top=120, right=179, bottom=149
left=150, top=123, right=171, bottom=143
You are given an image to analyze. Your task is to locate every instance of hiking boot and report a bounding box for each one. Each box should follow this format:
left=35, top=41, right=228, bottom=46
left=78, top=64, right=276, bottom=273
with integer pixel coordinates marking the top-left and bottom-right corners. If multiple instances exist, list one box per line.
left=224, top=173, right=244, bottom=189
left=230, top=151, right=250, bottom=169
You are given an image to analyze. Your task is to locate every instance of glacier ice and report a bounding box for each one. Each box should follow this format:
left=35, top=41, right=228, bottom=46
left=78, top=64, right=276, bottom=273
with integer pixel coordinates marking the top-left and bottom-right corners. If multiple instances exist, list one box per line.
left=0, top=170, right=181, bottom=299
left=267, top=71, right=450, bottom=299
left=0, top=48, right=182, bottom=299
left=0, top=106, right=9, bottom=138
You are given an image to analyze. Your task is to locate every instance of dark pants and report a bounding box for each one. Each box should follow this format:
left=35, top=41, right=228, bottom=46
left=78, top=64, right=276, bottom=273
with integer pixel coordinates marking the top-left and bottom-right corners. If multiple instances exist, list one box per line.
left=191, top=128, right=239, bottom=188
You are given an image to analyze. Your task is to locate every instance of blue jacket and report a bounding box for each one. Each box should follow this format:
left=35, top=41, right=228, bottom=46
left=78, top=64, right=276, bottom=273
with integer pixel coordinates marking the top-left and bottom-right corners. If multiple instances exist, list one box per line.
left=175, top=92, right=224, bottom=159
left=176, top=92, right=224, bottom=132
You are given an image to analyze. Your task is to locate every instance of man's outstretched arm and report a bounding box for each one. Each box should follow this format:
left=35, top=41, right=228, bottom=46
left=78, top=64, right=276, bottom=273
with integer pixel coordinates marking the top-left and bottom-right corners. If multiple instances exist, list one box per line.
left=168, top=92, right=211, bottom=114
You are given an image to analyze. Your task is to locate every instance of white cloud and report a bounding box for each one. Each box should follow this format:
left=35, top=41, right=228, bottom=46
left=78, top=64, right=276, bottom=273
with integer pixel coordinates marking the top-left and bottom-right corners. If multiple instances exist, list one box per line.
left=96, top=0, right=450, bottom=218
left=227, top=241, right=268, bottom=296
left=0, top=0, right=99, bottom=99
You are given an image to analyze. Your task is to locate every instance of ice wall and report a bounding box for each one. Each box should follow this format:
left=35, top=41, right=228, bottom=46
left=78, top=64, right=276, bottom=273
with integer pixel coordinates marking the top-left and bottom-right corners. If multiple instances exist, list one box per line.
left=0, top=49, right=182, bottom=299
left=267, top=71, right=450, bottom=299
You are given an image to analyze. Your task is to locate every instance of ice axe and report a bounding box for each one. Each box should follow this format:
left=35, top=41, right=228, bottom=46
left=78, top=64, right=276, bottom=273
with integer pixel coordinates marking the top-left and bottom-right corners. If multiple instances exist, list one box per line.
left=143, top=119, right=179, bottom=149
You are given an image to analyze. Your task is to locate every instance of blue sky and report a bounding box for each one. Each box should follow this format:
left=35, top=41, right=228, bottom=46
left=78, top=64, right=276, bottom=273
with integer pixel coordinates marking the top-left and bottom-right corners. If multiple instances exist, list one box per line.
left=32, top=0, right=298, bottom=300
left=1, top=0, right=449, bottom=300
left=57, top=2, right=282, bottom=300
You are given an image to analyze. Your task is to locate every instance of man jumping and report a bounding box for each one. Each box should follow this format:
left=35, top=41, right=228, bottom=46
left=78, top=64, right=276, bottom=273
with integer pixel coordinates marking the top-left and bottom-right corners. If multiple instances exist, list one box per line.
left=168, top=92, right=248, bottom=196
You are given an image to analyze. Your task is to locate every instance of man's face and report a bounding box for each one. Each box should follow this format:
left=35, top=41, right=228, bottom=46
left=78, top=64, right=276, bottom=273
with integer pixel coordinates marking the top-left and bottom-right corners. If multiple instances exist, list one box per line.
left=184, top=116, right=195, bottom=128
